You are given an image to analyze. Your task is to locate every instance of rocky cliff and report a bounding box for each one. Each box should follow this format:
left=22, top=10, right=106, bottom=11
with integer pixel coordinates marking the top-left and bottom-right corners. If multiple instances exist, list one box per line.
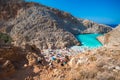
left=0, top=1, right=120, bottom=80
left=0, top=44, right=47, bottom=80
left=98, top=25, right=120, bottom=47
left=0, top=2, right=112, bottom=49
left=79, top=19, right=112, bottom=33
left=1, top=44, right=120, bottom=80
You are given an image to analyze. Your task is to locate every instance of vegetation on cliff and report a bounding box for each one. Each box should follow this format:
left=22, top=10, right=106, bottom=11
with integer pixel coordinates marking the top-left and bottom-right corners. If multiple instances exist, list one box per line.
left=0, top=32, right=12, bottom=44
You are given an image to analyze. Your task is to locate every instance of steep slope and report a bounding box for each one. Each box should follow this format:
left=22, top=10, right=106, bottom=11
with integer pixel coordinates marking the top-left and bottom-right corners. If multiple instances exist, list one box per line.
left=1, top=2, right=112, bottom=49
left=0, top=37, right=120, bottom=80
left=38, top=46, right=120, bottom=80
left=0, top=44, right=47, bottom=80
left=0, top=0, right=25, bottom=20
left=98, top=25, right=120, bottom=47
left=80, top=19, right=112, bottom=33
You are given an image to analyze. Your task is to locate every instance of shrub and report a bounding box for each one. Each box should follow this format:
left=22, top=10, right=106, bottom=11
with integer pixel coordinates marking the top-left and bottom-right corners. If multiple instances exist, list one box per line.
left=0, top=33, right=12, bottom=44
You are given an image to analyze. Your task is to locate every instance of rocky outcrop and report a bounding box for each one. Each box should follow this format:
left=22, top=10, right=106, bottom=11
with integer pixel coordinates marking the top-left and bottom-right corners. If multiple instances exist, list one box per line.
left=36, top=46, right=120, bottom=80
left=98, top=25, right=120, bottom=47
left=26, top=52, right=47, bottom=66
left=80, top=19, right=112, bottom=33
left=0, top=44, right=48, bottom=79
left=0, top=58, right=15, bottom=78
left=0, top=0, right=26, bottom=20
left=1, top=43, right=120, bottom=80
left=0, top=45, right=26, bottom=79
left=0, top=1, right=112, bottom=50
left=0, top=2, right=111, bottom=49
left=0, top=45, right=27, bottom=67
left=4, top=3, right=81, bottom=49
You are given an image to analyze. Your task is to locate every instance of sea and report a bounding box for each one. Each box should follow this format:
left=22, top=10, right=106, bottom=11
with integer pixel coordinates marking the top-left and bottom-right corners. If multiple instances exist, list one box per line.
left=75, top=24, right=118, bottom=49
left=75, top=33, right=103, bottom=49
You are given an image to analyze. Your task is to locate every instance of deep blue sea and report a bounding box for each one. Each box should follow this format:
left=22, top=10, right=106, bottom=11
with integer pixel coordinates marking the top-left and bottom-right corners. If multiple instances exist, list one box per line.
left=75, top=33, right=103, bottom=49
left=106, top=24, right=118, bottom=28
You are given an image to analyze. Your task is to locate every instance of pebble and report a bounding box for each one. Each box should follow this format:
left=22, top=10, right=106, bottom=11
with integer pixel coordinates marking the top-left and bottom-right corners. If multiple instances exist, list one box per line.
left=24, top=64, right=28, bottom=67
left=115, top=66, right=120, bottom=70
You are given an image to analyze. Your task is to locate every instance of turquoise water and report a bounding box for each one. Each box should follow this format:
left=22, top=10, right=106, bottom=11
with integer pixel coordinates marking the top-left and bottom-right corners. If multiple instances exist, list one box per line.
left=75, top=33, right=103, bottom=49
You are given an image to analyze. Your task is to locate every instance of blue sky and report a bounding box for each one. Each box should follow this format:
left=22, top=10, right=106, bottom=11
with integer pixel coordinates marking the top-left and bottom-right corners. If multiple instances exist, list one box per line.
left=26, top=0, right=120, bottom=24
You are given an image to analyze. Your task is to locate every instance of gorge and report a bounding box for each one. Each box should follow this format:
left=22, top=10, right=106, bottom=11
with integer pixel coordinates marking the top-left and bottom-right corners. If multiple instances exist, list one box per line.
left=0, top=0, right=120, bottom=80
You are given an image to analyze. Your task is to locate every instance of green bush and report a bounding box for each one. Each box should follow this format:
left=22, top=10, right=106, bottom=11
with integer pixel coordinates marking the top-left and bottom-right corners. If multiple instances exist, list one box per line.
left=0, top=33, right=12, bottom=44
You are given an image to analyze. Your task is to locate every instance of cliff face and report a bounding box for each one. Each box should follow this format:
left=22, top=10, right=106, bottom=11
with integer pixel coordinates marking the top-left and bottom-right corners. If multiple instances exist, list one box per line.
left=98, top=25, right=120, bottom=47
left=0, top=46, right=26, bottom=78
left=0, top=2, right=112, bottom=49
left=0, top=1, right=120, bottom=80
left=80, top=19, right=112, bottom=33
left=0, top=0, right=25, bottom=20
left=0, top=44, right=47, bottom=79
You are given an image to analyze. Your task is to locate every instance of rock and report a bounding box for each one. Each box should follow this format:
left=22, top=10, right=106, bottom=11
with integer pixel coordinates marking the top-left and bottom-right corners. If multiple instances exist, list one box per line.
left=0, top=46, right=27, bottom=68
left=97, top=35, right=105, bottom=44
left=26, top=52, right=47, bottom=66
left=1, top=60, right=15, bottom=72
left=0, top=0, right=27, bottom=20
left=76, top=57, right=88, bottom=66
left=68, top=57, right=77, bottom=67
left=0, top=2, right=112, bottom=49
left=0, top=58, right=15, bottom=78
left=81, top=19, right=112, bottom=33
left=24, top=64, right=28, bottom=68
left=96, top=71, right=116, bottom=80
left=115, top=66, right=120, bottom=70
left=68, top=57, right=88, bottom=68
left=26, top=52, right=37, bottom=66
left=25, top=76, right=33, bottom=80
left=98, top=25, right=120, bottom=47
left=25, top=44, right=41, bottom=54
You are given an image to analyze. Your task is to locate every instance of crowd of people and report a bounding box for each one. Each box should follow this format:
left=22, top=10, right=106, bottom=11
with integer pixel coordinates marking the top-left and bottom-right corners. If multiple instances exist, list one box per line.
left=40, top=47, right=89, bottom=67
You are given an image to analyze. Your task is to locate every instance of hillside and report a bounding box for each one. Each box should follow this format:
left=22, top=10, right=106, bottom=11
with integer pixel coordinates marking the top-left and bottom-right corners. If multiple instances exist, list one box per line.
left=0, top=41, right=120, bottom=80
left=0, top=28, right=120, bottom=80
left=0, top=1, right=120, bottom=80
left=98, top=25, right=120, bottom=47
left=0, top=2, right=112, bottom=49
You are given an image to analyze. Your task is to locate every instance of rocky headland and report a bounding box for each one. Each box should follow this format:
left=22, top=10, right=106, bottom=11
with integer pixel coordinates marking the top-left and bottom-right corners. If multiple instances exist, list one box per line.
left=98, top=24, right=120, bottom=47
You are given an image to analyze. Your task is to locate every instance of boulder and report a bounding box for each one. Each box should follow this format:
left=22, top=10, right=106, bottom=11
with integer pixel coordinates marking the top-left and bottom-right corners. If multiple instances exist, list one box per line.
left=26, top=52, right=47, bottom=66
left=0, top=58, right=15, bottom=78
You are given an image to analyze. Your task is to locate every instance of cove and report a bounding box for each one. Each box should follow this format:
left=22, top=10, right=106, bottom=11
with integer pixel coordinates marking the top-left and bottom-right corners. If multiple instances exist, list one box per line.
left=75, top=33, right=103, bottom=49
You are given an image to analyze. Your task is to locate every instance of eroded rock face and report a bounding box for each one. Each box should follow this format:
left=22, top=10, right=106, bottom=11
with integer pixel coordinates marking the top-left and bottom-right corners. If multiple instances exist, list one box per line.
left=69, top=56, right=88, bottom=68
left=0, top=44, right=47, bottom=79
left=1, top=2, right=111, bottom=49
left=26, top=52, right=47, bottom=66
left=98, top=25, right=120, bottom=47
left=3, top=4, right=80, bottom=49
left=0, top=46, right=26, bottom=65
left=0, top=58, right=15, bottom=78
left=0, top=45, right=27, bottom=79
left=81, top=19, right=112, bottom=33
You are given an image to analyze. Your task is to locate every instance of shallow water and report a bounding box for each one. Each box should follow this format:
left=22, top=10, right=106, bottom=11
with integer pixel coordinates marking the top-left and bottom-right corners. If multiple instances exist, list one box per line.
left=75, top=33, right=103, bottom=49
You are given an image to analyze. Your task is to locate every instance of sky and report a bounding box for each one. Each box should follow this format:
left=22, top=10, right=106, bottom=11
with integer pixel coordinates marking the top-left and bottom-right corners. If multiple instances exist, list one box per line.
left=26, top=0, right=120, bottom=24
